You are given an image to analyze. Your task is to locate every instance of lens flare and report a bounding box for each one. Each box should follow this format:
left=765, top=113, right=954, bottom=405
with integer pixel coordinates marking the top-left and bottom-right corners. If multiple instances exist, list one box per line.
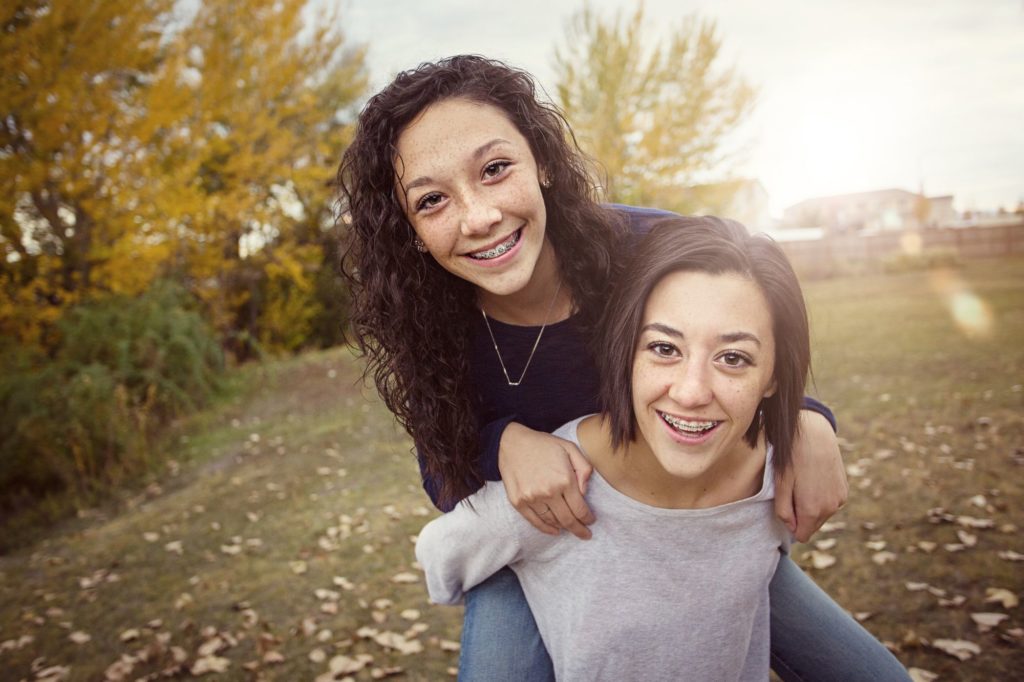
left=929, top=270, right=993, bottom=338
left=900, top=231, right=922, bottom=257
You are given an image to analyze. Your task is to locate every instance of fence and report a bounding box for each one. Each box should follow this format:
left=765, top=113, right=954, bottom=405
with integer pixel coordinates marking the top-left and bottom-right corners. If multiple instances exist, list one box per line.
left=778, top=221, right=1024, bottom=277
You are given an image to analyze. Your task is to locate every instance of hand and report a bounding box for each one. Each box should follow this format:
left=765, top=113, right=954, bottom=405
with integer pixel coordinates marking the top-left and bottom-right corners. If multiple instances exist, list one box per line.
left=774, top=410, right=849, bottom=543
left=498, top=422, right=595, bottom=540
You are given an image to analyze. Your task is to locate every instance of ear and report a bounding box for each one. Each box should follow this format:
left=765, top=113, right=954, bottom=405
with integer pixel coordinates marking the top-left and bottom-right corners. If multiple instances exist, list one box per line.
left=762, top=378, right=777, bottom=399
left=539, top=168, right=552, bottom=189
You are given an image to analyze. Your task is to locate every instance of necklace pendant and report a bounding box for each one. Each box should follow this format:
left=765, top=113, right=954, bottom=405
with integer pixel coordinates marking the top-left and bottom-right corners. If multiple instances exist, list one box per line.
left=480, top=280, right=563, bottom=389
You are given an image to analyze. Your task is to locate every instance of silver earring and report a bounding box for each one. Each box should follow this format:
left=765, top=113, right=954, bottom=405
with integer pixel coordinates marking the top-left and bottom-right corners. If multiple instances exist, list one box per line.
left=540, top=175, right=552, bottom=189
left=413, top=237, right=428, bottom=253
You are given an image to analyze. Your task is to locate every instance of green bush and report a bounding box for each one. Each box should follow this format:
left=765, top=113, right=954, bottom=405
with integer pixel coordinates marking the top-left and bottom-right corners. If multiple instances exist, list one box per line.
left=0, top=281, right=224, bottom=520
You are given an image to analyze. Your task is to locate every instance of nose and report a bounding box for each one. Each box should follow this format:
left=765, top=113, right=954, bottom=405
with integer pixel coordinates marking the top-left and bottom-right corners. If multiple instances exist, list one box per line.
left=458, top=195, right=501, bottom=237
left=668, top=360, right=714, bottom=408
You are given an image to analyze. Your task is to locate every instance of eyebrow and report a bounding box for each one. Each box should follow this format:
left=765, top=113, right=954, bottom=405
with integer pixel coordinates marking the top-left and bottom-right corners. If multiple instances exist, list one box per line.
left=402, top=138, right=513, bottom=193
left=640, top=323, right=761, bottom=347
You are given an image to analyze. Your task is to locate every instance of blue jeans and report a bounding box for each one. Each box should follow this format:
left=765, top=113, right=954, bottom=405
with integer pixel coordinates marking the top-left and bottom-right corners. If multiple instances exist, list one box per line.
left=458, top=556, right=910, bottom=681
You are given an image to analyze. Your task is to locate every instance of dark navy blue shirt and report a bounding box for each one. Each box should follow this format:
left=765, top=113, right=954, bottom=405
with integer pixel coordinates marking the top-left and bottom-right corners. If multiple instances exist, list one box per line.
left=423, top=205, right=835, bottom=510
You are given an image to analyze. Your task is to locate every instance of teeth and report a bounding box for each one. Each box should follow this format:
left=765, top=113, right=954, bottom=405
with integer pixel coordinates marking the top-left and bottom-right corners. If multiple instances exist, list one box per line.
left=469, top=230, right=519, bottom=260
left=660, top=413, right=717, bottom=433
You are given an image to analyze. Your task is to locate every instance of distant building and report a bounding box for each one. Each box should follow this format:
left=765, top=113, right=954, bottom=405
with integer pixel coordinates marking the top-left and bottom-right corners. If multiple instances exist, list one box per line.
left=683, top=179, right=774, bottom=231
left=782, top=188, right=956, bottom=233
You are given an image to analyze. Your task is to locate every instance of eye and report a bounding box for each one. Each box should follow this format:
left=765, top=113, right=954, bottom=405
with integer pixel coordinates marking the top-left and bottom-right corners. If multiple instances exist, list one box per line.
left=718, top=351, right=753, bottom=368
left=415, top=191, right=445, bottom=213
left=482, top=160, right=512, bottom=180
left=647, top=341, right=679, bottom=358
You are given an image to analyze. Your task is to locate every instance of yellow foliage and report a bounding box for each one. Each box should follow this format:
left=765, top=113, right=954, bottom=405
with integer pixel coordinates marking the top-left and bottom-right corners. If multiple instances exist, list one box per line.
left=553, top=3, right=755, bottom=211
left=1, top=0, right=367, bottom=353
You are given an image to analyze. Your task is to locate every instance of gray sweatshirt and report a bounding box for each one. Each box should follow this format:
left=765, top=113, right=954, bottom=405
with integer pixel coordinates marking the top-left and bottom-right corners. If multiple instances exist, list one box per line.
left=415, top=416, right=790, bottom=681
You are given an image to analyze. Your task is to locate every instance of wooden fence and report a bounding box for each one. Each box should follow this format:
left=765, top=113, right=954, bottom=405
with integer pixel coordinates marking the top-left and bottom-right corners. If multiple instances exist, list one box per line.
left=778, top=221, right=1024, bottom=277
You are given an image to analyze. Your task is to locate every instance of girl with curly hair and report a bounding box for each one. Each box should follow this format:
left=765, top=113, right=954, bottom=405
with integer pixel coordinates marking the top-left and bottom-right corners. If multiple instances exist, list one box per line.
left=337, top=55, right=902, bottom=680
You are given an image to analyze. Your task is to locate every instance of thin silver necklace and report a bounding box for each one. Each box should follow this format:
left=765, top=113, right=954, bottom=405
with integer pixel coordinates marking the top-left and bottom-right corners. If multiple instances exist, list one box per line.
left=480, top=280, right=563, bottom=387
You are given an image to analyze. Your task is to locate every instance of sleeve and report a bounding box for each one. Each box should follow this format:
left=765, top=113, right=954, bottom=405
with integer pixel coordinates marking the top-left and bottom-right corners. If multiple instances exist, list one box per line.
left=417, top=415, right=515, bottom=512
left=800, top=396, right=837, bottom=433
left=414, top=483, right=526, bottom=605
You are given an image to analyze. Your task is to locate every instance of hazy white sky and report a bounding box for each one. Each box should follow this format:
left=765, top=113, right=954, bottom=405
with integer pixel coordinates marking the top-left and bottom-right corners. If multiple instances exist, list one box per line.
left=341, top=0, right=1023, bottom=216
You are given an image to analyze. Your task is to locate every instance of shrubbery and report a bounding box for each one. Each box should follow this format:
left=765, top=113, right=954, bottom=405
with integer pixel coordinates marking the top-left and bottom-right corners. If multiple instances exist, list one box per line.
left=0, top=282, right=224, bottom=521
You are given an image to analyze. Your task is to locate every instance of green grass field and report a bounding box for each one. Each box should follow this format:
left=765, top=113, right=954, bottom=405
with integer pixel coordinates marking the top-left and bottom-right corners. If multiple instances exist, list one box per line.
left=1, top=257, right=1022, bottom=681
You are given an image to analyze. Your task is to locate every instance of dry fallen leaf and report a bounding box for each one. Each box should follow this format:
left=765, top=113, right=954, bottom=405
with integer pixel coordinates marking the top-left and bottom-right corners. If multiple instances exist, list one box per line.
left=164, top=540, right=183, bottom=555
left=907, top=668, right=938, bottom=682
left=191, top=655, right=231, bottom=675
left=390, top=572, right=419, bottom=584
left=984, top=587, right=1019, bottom=609
left=328, top=653, right=373, bottom=674
left=439, top=639, right=460, bottom=652
left=69, top=631, right=91, bottom=644
left=104, top=658, right=134, bottom=681
left=998, top=550, right=1024, bottom=562
left=814, top=538, right=837, bottom=551
left=290, top=560, right=309, bottom=574
left=373, top=631, right=424, bottom=655
left=807, top=551, right=837, bottom=569
left=956, top=530, right=977, bottom=547
left=309, top=648, right=327, bottom=663
left=938, top=595, right=967, bottom=607
left=872, top=551, right=897, bottom=566
left=916, top=541, right=937, bottom=553
left=262, top=650, right=285, bottom=664
left=971, top=612, right=1009, bottom=632
left=931, top=638, right=981, bottom=661
left=905, top=582, right=929, bottom=592
left=865, top=540, right=887, bottom=551
left=400, top=609, right=421, bottom=621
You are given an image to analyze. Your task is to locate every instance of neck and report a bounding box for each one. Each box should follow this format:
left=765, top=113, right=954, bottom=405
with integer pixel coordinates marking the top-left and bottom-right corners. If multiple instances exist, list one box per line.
left=581, top=416, right=765, bottom=509
left=477, top=239, right=572, bottom=325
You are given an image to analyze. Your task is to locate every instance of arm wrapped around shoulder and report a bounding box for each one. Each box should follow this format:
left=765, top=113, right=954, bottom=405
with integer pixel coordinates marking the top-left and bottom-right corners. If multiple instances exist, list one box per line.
left=414, top=483, right=525, bottom=604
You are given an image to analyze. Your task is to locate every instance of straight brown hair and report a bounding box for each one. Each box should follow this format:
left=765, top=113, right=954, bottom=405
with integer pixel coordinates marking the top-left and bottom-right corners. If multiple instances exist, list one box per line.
left=597, top=216, right=811, bottom=473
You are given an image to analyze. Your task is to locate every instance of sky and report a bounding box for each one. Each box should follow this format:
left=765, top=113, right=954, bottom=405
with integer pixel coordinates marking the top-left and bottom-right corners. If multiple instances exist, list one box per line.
left=338, top=0, right=1024, bottom=217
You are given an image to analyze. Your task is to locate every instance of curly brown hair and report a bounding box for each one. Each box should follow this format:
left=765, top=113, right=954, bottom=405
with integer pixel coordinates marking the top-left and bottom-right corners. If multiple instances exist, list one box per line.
left=336, top=55, right=627, bottom=508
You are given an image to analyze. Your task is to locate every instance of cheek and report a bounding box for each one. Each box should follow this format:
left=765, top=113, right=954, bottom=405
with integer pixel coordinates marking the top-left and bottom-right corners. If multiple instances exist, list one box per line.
left=721, top=377, right=767, bottom=417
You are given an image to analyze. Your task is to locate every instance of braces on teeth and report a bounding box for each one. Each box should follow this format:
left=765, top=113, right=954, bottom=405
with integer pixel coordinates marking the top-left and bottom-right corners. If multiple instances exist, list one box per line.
left=661, top=413, right=717, bottom=432
left=470, top=231, right=519, bottom=259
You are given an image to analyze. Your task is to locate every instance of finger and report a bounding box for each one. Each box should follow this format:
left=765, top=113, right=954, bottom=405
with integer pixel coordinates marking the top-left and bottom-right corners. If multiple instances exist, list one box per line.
left=792, top=511, right=821, bottom=544
left=773, top=472, right=798, bottom=537
left=565, top=445, right=594, bottom=496
left=547, top=497, right=592, bottom=541
left=519, top=506, right=560, bottom=536
left=562, top=477, right=595, bottom=527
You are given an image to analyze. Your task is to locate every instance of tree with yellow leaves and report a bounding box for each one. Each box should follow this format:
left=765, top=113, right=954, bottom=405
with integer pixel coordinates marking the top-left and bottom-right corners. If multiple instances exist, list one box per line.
left=553, top=3, right=755, bottom=214
left=1, top=0, right=366, bottom=355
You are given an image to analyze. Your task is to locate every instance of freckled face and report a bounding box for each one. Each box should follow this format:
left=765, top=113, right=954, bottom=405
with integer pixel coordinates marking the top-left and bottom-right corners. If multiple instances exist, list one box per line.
left=631, top=271, right=777, bottom=483
left=393, top=98, right=549, bottom=299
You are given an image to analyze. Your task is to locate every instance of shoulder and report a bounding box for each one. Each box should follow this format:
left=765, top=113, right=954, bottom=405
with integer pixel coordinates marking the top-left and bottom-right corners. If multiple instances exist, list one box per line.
left=607, top=204, right=748, bottom=239
left=606, top=204, right=681, bottom=236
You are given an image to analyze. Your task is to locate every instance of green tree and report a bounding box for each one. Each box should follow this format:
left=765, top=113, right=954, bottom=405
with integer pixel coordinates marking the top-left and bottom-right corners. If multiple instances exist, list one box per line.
left=553, top=2, right=755, bottom=213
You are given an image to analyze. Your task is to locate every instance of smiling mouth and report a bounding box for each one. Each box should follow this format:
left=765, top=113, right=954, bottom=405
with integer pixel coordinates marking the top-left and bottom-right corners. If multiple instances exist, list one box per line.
left=659, top=412, right=720, bottom=436
left=468, top=229, right=521, bottom=260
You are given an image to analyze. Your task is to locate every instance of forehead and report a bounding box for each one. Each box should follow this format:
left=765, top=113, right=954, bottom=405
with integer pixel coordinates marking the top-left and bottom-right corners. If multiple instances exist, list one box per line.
left=642, top=270, right=773, bottom=336
left=394, top=98, right=531, bottom=173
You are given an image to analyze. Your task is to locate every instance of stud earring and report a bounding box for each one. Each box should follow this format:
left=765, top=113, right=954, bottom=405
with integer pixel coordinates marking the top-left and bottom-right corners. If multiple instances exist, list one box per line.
left=540, top=175, right=552, bottom=189
left=413, top=237, right=428, bottom=253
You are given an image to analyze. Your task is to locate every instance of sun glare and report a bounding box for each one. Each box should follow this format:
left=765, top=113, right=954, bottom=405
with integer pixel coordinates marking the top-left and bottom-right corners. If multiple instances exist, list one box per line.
left=929, top=270, right=993, bottom=339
